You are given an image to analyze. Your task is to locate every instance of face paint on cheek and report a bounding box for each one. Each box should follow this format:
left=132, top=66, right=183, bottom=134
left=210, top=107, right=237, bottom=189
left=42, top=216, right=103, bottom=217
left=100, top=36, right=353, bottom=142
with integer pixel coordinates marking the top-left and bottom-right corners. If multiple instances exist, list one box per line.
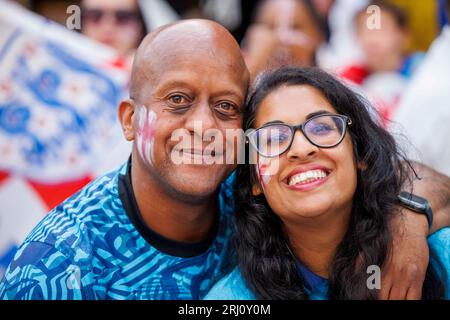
left=256, top=158, right=272, bottom=190
left=135, top=106, right=157, bottom=167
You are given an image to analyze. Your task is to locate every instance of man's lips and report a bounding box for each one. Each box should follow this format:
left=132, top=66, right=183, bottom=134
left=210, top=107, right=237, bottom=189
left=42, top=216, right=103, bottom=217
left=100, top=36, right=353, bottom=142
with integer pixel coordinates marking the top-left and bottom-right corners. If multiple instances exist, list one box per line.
left=175, top=149, right=224, bottom=157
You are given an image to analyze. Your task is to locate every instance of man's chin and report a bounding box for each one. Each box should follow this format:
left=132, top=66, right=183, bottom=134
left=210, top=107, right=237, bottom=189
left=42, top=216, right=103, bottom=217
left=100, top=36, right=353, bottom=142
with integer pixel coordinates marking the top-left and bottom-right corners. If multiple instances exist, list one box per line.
left=162, top=165, right=228, bottom=201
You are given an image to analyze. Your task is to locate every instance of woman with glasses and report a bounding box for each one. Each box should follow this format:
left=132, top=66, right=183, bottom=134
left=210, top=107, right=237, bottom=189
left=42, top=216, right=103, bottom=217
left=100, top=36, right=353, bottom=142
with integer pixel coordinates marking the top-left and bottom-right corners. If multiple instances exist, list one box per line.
left=205, top=67, right=450, bottom=299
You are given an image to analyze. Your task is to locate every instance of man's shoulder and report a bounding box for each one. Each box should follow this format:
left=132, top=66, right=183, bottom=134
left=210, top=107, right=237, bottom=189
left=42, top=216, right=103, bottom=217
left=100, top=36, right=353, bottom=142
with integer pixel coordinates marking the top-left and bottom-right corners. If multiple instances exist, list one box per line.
left=203, top=267, right=256, bottom=300
left=24, top=163, right=128, bottom=256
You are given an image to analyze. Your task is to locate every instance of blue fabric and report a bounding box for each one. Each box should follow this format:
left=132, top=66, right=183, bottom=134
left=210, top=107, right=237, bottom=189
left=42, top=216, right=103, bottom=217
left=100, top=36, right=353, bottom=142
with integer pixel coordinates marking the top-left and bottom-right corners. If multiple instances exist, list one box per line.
left=0, top=162, right=235, bottom=300
left=204, top=228, right=450, bottom=300
left=295, top=260, right=328, bottom=300
left=439, top=0, right=448, bottom=28
left=399, top=53, right=425, bottom=78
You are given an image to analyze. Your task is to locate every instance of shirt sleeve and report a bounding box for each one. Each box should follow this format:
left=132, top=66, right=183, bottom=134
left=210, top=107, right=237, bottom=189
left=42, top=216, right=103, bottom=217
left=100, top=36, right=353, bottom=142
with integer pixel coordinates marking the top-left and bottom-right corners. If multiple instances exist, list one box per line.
left=0, top=241, right=88, bottom=300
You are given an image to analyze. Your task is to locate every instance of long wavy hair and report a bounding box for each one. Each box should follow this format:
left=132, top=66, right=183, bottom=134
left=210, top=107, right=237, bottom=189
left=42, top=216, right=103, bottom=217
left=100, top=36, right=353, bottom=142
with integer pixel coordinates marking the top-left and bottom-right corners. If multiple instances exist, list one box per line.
left=234, top=67, right=444, bottom=299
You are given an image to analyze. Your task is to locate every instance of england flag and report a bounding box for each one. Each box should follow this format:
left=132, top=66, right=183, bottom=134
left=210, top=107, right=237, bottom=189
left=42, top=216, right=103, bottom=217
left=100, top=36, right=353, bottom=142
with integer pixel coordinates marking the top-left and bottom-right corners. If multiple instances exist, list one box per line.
left=0, top=1, right=130, bottom=278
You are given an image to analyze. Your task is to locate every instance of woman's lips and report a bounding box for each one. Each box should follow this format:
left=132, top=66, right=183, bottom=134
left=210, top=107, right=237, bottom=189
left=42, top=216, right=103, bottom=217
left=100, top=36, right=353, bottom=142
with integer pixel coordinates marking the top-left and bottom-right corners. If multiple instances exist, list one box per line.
left=283, top=167, right=331, bottom=192
left=284, top=173, right=330, bottom=192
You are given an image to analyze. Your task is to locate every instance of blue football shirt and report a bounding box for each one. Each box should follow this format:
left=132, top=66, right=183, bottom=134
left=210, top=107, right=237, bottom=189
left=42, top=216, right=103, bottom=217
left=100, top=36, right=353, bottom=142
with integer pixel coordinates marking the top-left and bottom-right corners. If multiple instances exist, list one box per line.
left=0, top=159, right=235, bottom=300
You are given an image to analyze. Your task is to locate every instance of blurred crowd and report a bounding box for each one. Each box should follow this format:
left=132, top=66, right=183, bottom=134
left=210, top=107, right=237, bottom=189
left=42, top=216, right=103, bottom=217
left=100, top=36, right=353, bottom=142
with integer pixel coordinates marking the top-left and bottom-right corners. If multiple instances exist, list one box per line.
left=8, top=0, right=450, bottom=175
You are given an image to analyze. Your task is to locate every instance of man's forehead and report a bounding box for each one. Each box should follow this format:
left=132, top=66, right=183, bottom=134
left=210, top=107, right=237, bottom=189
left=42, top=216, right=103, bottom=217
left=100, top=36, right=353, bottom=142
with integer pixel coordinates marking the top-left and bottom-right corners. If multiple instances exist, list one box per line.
left=131, top=19, right=249, bottom=100
left=140, top=68, right=247, bottom=103
left=140, top=44, right=246, bottom=92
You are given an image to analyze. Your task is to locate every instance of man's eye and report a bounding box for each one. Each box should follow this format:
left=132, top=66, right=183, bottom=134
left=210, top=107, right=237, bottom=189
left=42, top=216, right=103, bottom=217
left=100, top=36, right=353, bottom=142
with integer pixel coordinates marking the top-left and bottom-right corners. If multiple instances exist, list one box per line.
left=219, top=102, right=232, bottom=110
left=215, top=102, right=237, bottom=114
left=168, top=94, right=189, bottom=105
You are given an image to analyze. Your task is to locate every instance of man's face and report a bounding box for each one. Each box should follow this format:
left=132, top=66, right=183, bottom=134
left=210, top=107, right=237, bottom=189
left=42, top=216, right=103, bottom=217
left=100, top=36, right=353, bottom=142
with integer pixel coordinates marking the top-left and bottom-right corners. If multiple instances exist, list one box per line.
left=132, top=47, right=247, bottom=200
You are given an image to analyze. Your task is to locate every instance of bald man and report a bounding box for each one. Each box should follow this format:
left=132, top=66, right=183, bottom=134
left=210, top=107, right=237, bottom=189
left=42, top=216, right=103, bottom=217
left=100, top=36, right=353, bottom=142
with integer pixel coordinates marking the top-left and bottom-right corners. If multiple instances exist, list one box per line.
left=1, top=19, right=449, bottom=300
left=0, top=20, right=248, bottom=300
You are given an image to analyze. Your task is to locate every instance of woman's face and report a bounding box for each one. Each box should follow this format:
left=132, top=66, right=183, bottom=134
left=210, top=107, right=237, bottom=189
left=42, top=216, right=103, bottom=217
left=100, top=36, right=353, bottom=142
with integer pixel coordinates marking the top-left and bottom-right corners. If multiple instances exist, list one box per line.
left=81, top=0, right=144, bottom=57
left=253, top=85, right=357, bottom=223
left=256, top=0, right=325, bottom=66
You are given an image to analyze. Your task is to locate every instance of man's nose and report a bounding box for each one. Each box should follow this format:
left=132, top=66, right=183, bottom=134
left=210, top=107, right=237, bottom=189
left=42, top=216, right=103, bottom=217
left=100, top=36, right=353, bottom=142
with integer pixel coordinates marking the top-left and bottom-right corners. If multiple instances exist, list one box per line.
left=286, top=130, right=319, bottom=161
left=184, top=100, right=216, bottom=135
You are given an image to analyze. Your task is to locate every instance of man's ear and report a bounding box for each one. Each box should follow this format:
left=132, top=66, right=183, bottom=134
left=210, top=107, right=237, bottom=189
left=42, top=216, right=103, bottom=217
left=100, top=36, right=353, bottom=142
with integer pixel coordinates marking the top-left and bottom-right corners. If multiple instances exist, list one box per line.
left=118, top=99, right=136, bottom=141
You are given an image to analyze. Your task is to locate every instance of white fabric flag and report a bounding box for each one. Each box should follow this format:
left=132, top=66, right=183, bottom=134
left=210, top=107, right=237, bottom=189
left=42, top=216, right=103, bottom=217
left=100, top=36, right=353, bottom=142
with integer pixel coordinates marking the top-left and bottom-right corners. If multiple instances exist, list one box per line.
left=0, top=0, right=129, bottom=277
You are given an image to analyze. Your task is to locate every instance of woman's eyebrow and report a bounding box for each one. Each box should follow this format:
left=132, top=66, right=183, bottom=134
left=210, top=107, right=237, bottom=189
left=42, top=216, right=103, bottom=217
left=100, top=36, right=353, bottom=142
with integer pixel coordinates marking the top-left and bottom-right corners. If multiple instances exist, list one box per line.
left=261, top=120, right=285, bottom=126
left=306, top=110, right=333, bottom=120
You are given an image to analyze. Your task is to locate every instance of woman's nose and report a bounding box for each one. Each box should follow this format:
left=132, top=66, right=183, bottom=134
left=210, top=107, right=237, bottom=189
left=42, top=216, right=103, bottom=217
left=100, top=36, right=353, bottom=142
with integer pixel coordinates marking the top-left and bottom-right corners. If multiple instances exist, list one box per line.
left=286, top=130, right=319, bottom=161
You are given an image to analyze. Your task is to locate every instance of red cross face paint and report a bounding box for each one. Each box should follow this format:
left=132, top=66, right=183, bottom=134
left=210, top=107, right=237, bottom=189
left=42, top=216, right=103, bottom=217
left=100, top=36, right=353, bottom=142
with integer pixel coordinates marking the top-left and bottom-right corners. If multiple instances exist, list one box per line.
left=135, top=105, right=157, bottom=167
left=255, top=156, right=280, bottom=191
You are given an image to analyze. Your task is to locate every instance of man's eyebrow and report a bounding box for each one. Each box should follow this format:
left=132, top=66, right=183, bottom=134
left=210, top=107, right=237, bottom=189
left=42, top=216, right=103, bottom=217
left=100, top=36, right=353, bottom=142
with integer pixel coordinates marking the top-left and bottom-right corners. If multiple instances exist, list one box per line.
left=306, top=110, right=333, bottom=120
left=154, top=80, right=194, bottom=92
left=213, top=90, right=245, bottom=105
left=214, top=90, right=244, bottom=99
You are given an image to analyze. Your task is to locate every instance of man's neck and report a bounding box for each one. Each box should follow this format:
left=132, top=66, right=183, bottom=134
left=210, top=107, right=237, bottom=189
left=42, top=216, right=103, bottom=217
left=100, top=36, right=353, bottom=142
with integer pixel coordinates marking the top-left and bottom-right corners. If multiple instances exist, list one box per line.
left=131, top=156, right=218, bottom=243
left=283, top=207, right=352, bottom=278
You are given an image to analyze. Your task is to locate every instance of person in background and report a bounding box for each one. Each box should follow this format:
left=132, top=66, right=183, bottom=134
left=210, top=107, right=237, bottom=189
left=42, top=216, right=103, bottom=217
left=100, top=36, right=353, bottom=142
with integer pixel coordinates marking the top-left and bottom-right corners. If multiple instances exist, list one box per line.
left=79, top=0, right=149, bottom=174
left=341, top=0, right=423, bottom=123
left=391, top=0, right=450, bottom=177
left=81, top=0, right=146, bottom=66
left=242, top=0, right=329, bottom=78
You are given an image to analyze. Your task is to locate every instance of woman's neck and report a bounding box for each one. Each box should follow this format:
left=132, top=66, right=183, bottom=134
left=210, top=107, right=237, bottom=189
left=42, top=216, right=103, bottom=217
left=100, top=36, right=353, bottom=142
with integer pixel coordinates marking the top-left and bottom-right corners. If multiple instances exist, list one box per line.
left=283, top=206, right=352, bottom=278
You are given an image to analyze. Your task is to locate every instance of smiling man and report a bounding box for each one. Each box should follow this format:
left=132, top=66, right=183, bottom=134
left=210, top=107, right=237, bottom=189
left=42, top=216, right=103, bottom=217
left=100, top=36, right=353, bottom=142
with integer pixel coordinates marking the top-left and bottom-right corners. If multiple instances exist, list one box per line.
left=0, top=19, right=449, bottom=300
left=0, top=20, right=248, bottom=300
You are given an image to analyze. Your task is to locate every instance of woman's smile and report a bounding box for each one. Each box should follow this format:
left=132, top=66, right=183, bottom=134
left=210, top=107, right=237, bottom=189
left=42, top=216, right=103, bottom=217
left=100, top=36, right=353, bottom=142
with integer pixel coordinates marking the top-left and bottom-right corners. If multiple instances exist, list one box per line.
left=282, top=165, right=331, bottom=191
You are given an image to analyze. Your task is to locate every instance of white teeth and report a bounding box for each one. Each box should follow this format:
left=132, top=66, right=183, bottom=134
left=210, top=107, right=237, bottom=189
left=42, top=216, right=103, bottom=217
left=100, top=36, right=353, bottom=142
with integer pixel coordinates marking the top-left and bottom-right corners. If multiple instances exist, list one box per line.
left=288, top=170, right=327, bottom=186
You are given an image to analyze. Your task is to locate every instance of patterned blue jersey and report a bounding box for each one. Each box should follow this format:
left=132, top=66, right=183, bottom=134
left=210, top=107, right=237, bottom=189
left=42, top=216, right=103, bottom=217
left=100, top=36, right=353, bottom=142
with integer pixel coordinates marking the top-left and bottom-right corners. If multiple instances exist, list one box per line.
left=0, top=160, right=235, bottom=300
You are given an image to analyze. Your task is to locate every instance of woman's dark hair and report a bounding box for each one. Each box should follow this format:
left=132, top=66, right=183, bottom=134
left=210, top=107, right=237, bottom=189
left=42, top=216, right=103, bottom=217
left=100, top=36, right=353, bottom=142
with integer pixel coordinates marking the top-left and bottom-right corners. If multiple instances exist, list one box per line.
left=234, top=66, right=445, bottom=299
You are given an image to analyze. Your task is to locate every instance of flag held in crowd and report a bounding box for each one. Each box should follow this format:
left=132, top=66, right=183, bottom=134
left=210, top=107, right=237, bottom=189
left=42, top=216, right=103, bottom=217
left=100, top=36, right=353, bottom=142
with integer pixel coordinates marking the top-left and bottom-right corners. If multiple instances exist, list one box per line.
left=0, top=0, right=129, bottom=278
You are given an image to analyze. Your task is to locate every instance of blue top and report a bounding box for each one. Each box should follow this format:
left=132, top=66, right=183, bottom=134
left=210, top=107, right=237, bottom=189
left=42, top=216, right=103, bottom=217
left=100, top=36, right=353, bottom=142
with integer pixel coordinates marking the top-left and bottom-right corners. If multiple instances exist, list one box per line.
left=204, top=228, right=450, bottom=300
left=0, top=161, right=235, bottom=300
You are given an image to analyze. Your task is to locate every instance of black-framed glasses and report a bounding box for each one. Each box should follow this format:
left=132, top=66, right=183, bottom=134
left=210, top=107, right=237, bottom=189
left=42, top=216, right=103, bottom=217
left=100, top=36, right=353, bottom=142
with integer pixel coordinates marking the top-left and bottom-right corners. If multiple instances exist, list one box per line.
left=247, top=114, right=352, bottom=158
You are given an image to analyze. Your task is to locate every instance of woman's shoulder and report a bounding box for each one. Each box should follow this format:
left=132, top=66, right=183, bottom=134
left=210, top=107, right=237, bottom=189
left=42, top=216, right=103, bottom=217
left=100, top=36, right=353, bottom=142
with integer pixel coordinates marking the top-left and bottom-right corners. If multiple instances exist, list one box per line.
left=204, top=267, right=257, bottom=300
left=428, top=227, right=450, bottom=298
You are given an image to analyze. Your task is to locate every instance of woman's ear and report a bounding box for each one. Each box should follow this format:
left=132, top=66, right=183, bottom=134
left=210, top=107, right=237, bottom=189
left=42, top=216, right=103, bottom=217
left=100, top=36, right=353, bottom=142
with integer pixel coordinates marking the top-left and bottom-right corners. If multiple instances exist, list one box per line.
left=357, top=161, right=368, bottom=171
left=118, top=99, right=136, bottom=141
left=252, top=183, right=262, bottom=196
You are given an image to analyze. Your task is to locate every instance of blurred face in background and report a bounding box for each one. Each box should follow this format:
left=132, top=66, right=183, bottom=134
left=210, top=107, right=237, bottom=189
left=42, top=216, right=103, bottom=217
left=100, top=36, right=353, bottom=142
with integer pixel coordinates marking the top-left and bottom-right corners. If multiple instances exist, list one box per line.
left=81, top=0, right=145, bottom=57
left=311, top=0, right=335, bottom=17
left=252, top=0, right=325, bottom=67
left=356, top=7, right=408, bottom=73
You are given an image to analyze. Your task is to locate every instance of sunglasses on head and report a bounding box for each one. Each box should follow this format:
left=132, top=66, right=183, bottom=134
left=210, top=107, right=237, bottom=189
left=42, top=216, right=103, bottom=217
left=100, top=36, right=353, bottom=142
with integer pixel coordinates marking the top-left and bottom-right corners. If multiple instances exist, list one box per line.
left=82, top=8, right=140, bottom=25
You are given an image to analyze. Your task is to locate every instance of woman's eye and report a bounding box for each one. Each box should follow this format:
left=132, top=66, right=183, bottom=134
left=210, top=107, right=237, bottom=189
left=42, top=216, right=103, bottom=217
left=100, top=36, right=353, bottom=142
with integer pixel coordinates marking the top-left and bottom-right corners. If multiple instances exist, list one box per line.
left=268, top=133, right=287, bottom=143
left=311, top=124, right=334, bottom=135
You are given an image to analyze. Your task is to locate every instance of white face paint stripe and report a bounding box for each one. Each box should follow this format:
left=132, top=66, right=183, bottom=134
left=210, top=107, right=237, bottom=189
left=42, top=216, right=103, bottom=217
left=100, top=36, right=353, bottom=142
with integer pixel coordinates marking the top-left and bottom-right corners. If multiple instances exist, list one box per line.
left=135, top=105, right=157, bottom=167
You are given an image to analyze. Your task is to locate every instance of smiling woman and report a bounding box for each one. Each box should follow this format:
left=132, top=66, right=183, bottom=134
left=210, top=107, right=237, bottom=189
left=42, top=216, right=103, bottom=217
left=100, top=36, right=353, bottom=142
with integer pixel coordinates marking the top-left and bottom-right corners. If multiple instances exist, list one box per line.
left=204, top=67, right=450, bottom=300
